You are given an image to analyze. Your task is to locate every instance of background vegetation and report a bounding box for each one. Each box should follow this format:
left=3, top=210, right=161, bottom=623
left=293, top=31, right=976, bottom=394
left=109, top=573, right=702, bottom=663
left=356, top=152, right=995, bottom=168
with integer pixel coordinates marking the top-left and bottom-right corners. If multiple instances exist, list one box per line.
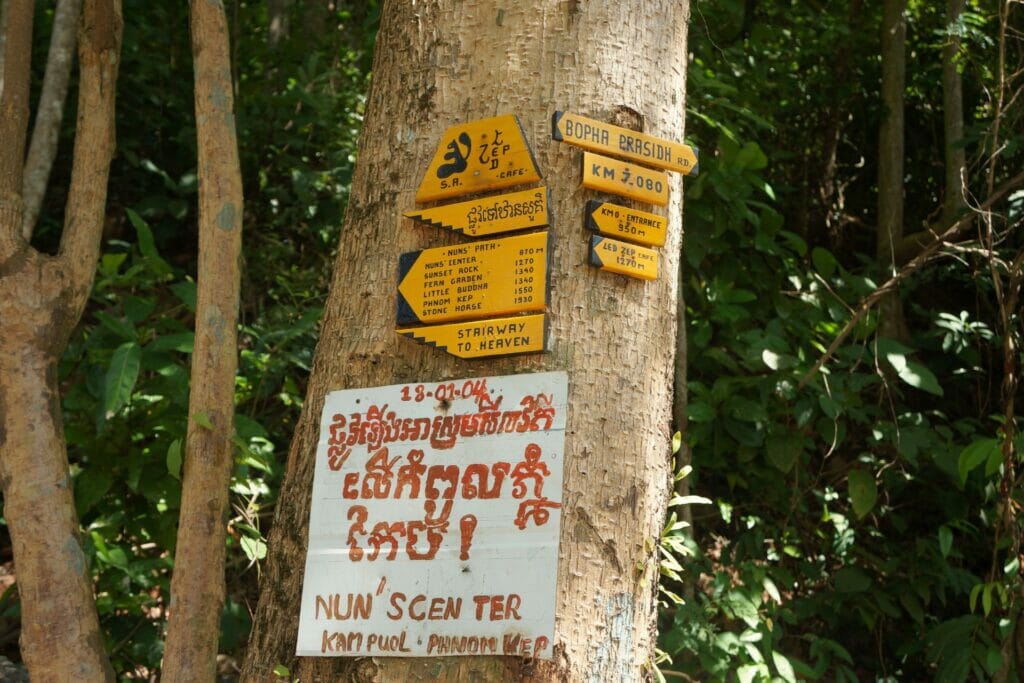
left=2, top=0, right=1021, bottom=680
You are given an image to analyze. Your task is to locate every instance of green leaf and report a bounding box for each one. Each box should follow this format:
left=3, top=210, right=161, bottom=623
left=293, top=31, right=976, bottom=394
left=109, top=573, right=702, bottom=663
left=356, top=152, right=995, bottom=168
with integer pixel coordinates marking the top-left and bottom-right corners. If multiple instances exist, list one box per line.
left=240, top=536, right=267, bottom=562
left=193, top=412, right=214, bottom=430
left=126, top=208, right=172, bottom=276
left=766, top=430, right=802, bottom=473
left=958, top=438, right=999, bottom=484
left=848, top=469, right=877, bottom=518
left=938, top=526, right=953, bottom=558
left=272, top=664, right=290, bottom=678
left=772, top=651, right=797, bottom=683
left=149, top=332, right=195, bottom=353
left=104, top=342, right=142, bottom=418
left=171, top=280, right=197, bottom=312
left=688, top=401, right=715, bottom=422
left=75, top=469, right=114, bottom=516
left=835, top=566, right=871, bottom=592
left=882, top=345, right=944, bottom=396
left=167, top=439, right=183, bottom=480
left=671, top=431, right=682, bottom=454
left=812, top=247, right=838, bottom=278
left=95, top=311, right=137, bottom=341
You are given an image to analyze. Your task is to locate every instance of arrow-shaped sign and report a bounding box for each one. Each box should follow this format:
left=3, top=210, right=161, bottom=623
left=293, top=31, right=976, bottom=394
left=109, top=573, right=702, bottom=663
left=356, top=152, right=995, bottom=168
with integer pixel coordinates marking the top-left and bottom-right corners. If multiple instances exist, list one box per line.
left=582, top=152, right=669, bottom=206
left=552, top=110, right=698, bottom=175
left=405, top=187, right=550, bottom=237
left=397, top=231, right=549, bottom=325
left=589, top=235, right=658, bottom=280
left=585, top=200, right=667, bottom=247
left=397, top=314, right=547, bottom=359
left=416, top=114, right=542, bottom=203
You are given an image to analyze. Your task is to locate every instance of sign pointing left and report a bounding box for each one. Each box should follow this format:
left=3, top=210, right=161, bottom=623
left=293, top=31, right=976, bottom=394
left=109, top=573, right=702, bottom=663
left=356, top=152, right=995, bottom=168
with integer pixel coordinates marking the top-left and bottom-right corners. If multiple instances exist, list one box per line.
left=397, top=231, right=549, bottom=325
left=416, top=114, right=542, bottom=203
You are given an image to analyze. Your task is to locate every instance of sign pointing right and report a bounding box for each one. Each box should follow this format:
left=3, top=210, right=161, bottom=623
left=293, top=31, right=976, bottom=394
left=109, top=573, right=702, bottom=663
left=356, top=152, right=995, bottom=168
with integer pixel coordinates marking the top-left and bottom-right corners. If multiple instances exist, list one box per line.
left=552, top=111, right=698, bottom=175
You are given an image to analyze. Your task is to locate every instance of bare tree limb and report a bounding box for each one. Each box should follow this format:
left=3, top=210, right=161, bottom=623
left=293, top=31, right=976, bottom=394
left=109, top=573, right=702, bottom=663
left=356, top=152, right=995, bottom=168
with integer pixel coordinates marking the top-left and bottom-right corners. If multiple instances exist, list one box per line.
left=798, top=169, right=1024, bottom=390
left=57, top=0, right=122, bottom=305
left=21, top=0, right=83, bottom=240
left=0, top=0, right=33, bottom=238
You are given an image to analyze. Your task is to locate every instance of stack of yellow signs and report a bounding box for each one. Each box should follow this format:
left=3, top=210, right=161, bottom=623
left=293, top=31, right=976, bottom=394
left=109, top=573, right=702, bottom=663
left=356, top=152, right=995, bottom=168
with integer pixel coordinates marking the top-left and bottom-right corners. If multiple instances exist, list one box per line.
left=551, top=111, right=698, bottom=281
left=397, top=114, right=550, bottom=359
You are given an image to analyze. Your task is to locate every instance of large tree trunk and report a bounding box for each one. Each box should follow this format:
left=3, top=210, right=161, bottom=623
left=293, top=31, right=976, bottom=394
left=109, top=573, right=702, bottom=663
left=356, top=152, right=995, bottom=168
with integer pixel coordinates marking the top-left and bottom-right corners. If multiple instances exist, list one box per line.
left=0, top=1, right=122, bottom=680
left=877, top=0, right=908, bottom=342
left=161, top=0, right=243, bottom=680
left=21, top=0, right=82, bottom=239
left=241, top=1, right=690, bottom=680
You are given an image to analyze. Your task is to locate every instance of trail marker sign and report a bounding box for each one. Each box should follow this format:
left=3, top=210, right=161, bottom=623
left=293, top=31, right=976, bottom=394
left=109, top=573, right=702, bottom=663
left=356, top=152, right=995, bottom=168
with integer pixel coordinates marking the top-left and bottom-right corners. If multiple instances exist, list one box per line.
left=589, top=235, right=658, bottom=280
left=552, top=110, right=698, bottom=175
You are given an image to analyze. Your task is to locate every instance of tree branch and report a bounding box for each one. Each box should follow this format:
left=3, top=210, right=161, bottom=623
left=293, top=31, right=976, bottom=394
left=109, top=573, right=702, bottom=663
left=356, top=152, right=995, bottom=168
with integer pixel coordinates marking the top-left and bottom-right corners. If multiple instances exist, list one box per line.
left=56, top=0, right=122, bottom=307
left=21, top=0, right=83, bottom=240
left=0, top=0, right=34, bottom=240
left=798, top=169, right=1024, bottom=389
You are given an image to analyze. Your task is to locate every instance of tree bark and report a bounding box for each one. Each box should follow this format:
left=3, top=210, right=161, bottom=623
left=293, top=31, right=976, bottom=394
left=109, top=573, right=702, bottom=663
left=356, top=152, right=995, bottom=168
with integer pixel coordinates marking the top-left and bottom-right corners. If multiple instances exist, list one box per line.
left=877, top=0, right=908, bottom=341
left=0, top=1, right=121, bottom=680
left=0, top=0, right=9, bottom=99
left=941, top=0, right=966, bottom=227
left=21, top=0, right=82, bottom=239
left=0, top=0, right=32, bottom=203
left=241, top=1, right=690, bottom=680
left=161, top=0, right=243, bottom=680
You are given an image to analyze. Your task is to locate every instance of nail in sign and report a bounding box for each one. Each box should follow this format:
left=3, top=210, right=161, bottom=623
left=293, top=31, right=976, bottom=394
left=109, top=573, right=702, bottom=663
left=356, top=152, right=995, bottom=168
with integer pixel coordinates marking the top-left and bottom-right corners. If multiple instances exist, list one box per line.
left=416, top=114, right=542, bottom=203
left=296, top=371, right=569, bottom=658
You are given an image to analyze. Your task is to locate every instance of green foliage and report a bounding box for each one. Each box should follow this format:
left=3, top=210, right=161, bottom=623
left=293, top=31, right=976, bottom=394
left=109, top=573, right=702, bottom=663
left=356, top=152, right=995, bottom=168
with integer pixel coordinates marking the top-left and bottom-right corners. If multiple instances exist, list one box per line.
left=662, top=1, right=1024, bottom=679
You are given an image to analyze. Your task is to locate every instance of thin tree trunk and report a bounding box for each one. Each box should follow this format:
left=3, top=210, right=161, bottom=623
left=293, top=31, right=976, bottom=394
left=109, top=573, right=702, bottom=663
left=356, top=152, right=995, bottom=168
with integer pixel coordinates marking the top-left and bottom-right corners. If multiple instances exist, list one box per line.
left=21, top=0, right=82, bottom=240
left=0, top=1, right=121, bottom=680
left=267, top=0, right=289, bottom=47
left=877, top=0, right=908, bottom=342
left=241, top=0, right=690, bottom=680
left=941, top=0, right=966, bottom=227
left=0, top=0, right=32, bottom=201
left=161, top=0, right=243, bottom=679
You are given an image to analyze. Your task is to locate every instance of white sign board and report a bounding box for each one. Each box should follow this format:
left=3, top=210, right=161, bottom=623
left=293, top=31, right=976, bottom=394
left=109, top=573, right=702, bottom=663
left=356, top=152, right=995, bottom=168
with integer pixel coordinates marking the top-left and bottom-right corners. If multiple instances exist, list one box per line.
left=297, top=371, right=568, bottom=658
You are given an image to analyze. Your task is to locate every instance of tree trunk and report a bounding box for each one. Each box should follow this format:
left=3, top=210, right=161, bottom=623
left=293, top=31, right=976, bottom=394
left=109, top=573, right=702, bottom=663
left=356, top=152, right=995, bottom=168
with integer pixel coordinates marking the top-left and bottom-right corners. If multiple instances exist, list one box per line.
left=0, top=0, right=9, bottom=98
left=0, top=1, right=121, bottom=680
left=267, top=0, right=289, bottom=47
left=941, top=0, right=966, bottom=227
left=21, top=0, right=82, bottom=239
left=241, top=1, right=690, bottom=681
left=877, top=0, right=908, bottom=342
left=161, top=0, right=243, bottom=680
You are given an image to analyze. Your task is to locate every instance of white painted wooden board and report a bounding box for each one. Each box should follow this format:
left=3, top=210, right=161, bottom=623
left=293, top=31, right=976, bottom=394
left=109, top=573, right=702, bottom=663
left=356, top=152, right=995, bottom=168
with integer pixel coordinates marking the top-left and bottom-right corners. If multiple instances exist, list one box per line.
left=296, top=372, right=568, bottom=658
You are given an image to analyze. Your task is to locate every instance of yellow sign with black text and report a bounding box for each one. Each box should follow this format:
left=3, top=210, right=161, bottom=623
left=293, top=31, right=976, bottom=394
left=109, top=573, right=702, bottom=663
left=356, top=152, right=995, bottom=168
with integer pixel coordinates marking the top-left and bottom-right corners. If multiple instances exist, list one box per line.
left=589, top=235, right=658, bottom=280
left=405, top=187, right=550, bottom=237
left=552, top=111, right=698, bottom=175
left=415, top=114, right=542, bottom=203
left=582, top=152, right=669, bottom=206
left=585, top=200, right=667, bottom=247
left=397, top=314, right=547, bottom=359
left=397, top=231, right=549, bottom=325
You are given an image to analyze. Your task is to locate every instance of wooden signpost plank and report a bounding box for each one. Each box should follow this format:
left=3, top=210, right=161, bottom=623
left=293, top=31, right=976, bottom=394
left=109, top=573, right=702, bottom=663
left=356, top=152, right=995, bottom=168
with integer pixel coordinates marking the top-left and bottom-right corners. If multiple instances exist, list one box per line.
left=588, top=235, right=658, bottom=280
left=404, top=187, right=550, bottom=237
left=581, top=152, right=669, bottom=206
left=552, top=110, right=698, bottom=175
left=584, top=200, right=667, bottom=247
left=397, top=313, right=547, bottom=359
left=396, top=231, right=549, bottom=326
left=415, top=114, right=542, bottom=203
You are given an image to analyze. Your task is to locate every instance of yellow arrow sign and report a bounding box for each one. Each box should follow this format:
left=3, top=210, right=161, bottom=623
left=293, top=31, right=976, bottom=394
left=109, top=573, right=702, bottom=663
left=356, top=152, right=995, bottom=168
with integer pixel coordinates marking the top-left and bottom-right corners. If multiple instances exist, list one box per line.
left=552, top=111, right=698, bottom=175
left=397, top=231, right=549, bottom=325
left=415, top=114, right=542, bottom=203
left=397, top=314, right=547, bottom=359
left=589, top=235, right=658, bottom=280
left=404, top=187, right=550, bottom=237
left=585, top=200, right=667, bottom=247
left=582, top=152, right=669, bottom=206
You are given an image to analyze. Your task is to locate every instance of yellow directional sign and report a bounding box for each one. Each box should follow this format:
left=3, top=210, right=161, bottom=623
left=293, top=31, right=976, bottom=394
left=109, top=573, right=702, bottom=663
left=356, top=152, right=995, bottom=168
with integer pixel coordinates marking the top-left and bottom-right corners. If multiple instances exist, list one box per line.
left=589, top=235, right=658, bottom=280
left=585, top=200, right=667, bottom=247
left=582, top=152, right=669, bottom=206
left=404, top=187, right=550, bottom=237
left=552, top=111, right=698, bottom=175
left=397, top=231, right=549, bottom=325
left=416, top=114, right=542, bottom=203
left=397, top=314, right=547, bottom=359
